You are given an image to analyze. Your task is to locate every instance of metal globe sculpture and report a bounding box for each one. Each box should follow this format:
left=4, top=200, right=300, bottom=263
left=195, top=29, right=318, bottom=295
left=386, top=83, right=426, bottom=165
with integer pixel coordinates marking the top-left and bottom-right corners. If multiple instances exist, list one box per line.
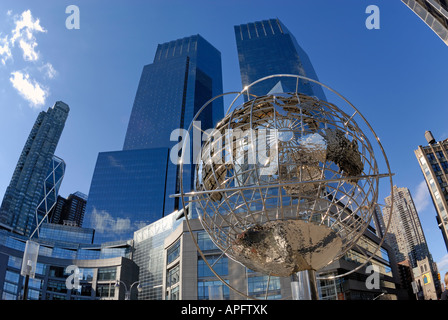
left=176, top=75, right=393, bottom=295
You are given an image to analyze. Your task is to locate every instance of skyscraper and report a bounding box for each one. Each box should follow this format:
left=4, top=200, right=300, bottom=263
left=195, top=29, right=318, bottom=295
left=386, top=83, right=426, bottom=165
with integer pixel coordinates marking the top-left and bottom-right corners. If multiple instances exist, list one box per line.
left=234, top=18, right=327, bottom=101
left=0, top=101, right=69, bottom=237
left=401, top=0, right=448, bottom=46
left=383, top=186, right=441, bottom=299
left=383, top=186, right=432, bottom=267
left=84, top=35, right=223, bottom=244
left=49, top=191, right=87, bottom=227
left=123, top=35, right=223, bottom=150
left=232, top=18, right=403, bottom=300
left=415, top=130, right=448, bottom=251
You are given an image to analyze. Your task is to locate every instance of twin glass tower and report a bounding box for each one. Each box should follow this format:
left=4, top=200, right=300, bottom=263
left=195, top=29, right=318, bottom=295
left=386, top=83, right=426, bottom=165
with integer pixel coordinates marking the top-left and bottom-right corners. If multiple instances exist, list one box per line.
left=84, top=18, right=326, bottom=244
left=84, top=35, right=224, bottom=244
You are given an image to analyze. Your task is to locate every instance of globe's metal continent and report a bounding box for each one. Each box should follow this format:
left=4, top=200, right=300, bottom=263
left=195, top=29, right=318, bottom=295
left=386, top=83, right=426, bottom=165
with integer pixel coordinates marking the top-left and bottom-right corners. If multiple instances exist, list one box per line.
left=193, top=91, right=379, bottom=276
left=232, top=220, right=343, bottom=277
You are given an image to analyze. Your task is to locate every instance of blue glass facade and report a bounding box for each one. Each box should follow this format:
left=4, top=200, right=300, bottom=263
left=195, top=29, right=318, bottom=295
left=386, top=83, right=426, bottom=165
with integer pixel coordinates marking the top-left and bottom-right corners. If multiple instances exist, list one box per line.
left=133, top=210, right=182, bottom=300
left=0, top=229, right=136, bottom=300
left=84, top=148, right=170, bottom=244
left=85, top=35, right=223, bottom=244
left=123, top=35, right=223, bottom=151
left=234, top=19, right=326, bottom=101
left=39, top=223, right=94, bottom=244
left=123, top=35, right=223, bottom=208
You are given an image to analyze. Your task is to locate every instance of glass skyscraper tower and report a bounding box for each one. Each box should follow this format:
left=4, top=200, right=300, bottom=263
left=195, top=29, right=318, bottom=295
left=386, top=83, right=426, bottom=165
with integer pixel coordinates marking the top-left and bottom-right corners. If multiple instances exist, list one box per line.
left=0, top=101, right=69, bottom=237
left=84, top=35, right=223, bottom=244
left=234, top=18, right=327, bottom=101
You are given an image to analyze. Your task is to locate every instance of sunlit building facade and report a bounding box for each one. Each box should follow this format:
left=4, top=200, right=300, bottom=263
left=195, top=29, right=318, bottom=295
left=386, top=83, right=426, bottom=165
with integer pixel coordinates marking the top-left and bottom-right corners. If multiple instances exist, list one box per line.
left=401, top=0, right=448, bottom=45
left=382, top=185, right=442, bottom=299
left=415, top=131, right=448, bottom=251
left=383, top=186, right=432, bottom=267
left=0, top=101, right=69, bottom=237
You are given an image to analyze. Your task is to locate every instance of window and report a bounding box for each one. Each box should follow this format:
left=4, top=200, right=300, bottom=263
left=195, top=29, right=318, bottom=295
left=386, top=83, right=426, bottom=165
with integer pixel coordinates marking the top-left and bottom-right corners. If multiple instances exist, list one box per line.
left=167, top=240, right=180, bottom=264
left=79, top=268, right=95, bottom=281
left=247, top=275, right=281, bottom=299
left=97, top=267, right=117, bottom=281
left=198, top=280, right=230, bottom=300
left=76, top=283, right=93, bottom=297
left=198, top=255, right=228, bottom=277
left=7, top=256, right=22, bottom=269
left=167, top=264, right=180, bottom=287
left=47, top=280, right=67, bottom=294
left=432, top=163, right=441, bottom=172
left=5, top=270, right=20, bottom=283
left=49, top=266, right=65, bottom=278
left=442, top=161, right=448, bottom=173
left=166, top=264, right=180, bottom=300
left=166, top=285, right=179, bottom=300
left=96, top=283, right=115, bottom=298
left=197, top=231, right=219, bottom=251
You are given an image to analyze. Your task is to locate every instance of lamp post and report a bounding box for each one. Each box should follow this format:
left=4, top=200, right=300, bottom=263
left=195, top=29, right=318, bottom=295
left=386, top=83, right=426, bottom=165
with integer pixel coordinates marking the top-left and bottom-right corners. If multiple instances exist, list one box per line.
left=21, top=240, right=39, bottom=300
left=115, top=280, right=142, bottom=300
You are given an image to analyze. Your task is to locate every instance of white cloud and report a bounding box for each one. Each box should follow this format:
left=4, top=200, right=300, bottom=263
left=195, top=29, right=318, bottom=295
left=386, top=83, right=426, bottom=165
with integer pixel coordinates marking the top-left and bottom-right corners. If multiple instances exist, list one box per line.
left=10, top=10, right=46, bottom=62
left=0, top=35, right=12, bottom=65
left=91, top=208, right=133, bottom=235
left=0, top=9, right=56, bottom=108
left=0, top=9, right=46, bottom=63
left=18, top=38, right=39, bottom=61
left=9, top=71, right=48, bottom=107
left=39, top=62, right=57, bottom=79
left=414, top=180, right=431, bottom=213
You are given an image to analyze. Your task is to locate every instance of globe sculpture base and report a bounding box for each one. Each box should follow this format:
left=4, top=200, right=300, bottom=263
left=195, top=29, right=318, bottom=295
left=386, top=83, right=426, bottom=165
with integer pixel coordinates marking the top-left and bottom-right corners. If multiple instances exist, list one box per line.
left=231, top=219, right=343, bottom=277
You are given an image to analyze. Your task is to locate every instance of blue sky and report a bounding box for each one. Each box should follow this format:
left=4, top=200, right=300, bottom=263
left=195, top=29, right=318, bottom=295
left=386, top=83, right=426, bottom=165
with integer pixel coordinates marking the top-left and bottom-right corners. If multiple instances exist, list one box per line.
left=0, top=0, right=448, bottom=279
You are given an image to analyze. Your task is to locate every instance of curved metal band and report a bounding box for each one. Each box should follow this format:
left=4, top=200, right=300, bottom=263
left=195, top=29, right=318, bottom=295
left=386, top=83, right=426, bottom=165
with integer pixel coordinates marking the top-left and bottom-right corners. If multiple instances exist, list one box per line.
left=176, top=74, right=395, bottom=296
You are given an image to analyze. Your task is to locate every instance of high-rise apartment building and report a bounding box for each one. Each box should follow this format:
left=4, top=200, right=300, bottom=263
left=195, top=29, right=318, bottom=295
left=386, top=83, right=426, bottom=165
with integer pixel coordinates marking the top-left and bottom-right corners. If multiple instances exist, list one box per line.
left=415, top=130, right=448, bottom=251
left=0, top=101, right=69, bottom=237
left=49, top=191, right=87, bottom=227
left=382, top=185, right=441, bottom=299
left=383, top=186, right=432, bottom=267
left=234, top=18, right=327, bottom=101
left=401, top=0, right=448, bottom=46
left=84, top=35, right=223, bottom=244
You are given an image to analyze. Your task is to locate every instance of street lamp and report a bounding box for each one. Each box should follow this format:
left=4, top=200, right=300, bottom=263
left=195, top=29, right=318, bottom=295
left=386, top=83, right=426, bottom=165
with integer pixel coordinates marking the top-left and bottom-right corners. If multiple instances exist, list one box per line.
left=115, top=280, right=142, bottom=300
